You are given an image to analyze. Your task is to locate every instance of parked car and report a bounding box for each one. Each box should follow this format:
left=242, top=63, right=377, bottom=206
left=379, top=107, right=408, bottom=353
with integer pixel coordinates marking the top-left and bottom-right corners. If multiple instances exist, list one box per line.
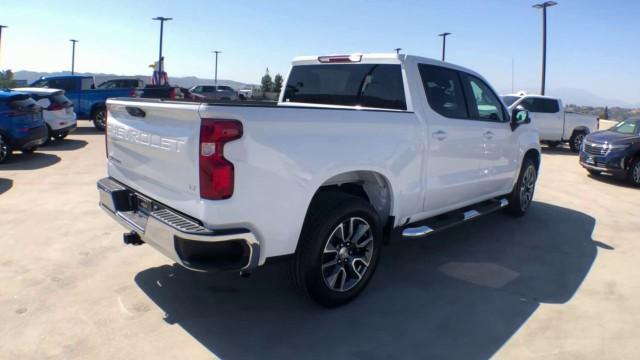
left=138, top=85, right=184, bottom=100
left=98, top=53, right=540, bottom=307
left=189, top=85, right=239, bottom=100
left=30, top=75, right=139, bottom=130
left=97, top=78, right=144, bottom=89
left=0, top=90, right=47, bottom=163
left=13, top=88, right=76, bottom=143
left=579, top=117, right=640, bottom=186
left=502, top=94, right=598, bottom=152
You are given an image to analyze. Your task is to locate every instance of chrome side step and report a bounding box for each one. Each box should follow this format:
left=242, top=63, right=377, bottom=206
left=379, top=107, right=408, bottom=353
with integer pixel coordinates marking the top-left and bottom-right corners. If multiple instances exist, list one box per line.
left=402, top=198, right=509, bottom=239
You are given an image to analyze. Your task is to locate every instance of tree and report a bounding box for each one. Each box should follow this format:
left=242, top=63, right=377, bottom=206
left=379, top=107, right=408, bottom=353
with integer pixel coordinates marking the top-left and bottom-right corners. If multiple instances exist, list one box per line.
left=273, top=73, right=283, bottom=93
left=0, top=70, right=16, bottom=88
left=261, top=68, right=273, bottom=93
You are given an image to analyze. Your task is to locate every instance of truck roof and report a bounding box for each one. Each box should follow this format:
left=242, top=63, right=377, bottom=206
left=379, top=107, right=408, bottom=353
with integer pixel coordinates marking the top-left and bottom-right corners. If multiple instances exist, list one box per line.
left=291, top=53, right=486, bottom=80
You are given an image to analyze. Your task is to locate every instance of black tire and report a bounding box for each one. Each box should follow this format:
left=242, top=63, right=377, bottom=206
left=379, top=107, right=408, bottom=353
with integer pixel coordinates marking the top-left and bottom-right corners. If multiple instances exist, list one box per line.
left=92, top=107, right=107, bottom=131
left=43, top=125, right=52, bottom=146
left=569, top=131, right=586, bottom=153
left=505, top=158, right=538, bottom=217
left=55, top=132, right=68, bottom=140
left=587, top=169, right=601, bottom=176
left=0, top=134, right=11, bottom=164
left=628, top=158, right=640, bottom=187
left=291, top=192, right=383, bottom=307
left=21, top=146, right=37, bottom=154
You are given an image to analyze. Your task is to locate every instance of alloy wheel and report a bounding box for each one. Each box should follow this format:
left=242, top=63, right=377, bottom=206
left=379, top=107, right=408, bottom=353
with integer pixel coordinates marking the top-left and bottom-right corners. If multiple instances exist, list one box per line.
left=633, top=162, right=640, bottom=184
left=322, top=217, right=374, bottom=292
left=0, top=135, right=8, bottom=162
left=519, top=165, right=537, bottom=211
left=94, top=110, right=106, bottom=129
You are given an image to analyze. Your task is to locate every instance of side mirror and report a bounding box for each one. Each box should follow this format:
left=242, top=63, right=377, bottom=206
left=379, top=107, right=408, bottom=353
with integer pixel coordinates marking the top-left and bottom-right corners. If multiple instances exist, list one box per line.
left=511, top=105, right=530, bottom=130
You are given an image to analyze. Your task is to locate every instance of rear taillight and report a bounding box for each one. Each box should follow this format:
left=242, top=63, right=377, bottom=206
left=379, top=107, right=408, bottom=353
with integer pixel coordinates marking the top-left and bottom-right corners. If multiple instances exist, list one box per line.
left=199, top=119, right=243, bottom=200
left=169, top=88, right=177, bottom=99
left=49, top=103, right=64, bottom=111
left=129, top=89, right=137, bottom=97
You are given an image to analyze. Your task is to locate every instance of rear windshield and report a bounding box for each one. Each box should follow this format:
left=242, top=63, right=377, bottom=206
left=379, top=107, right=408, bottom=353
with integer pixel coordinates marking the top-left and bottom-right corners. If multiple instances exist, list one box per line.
left=52, top=93, right=71, bottom=105
left=283, top=64, right=407, bottom=110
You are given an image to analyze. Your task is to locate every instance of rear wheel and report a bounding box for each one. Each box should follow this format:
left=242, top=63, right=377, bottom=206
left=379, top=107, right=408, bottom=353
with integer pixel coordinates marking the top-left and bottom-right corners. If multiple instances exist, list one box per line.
left=43, top=125, right=52, bottom=146
left=93, top=107, right=107, bottom=131
left=628, top=158, right=640, bottom=187
left=0, top=134, right=11, bottom=164
left=505, top=158, right=538, bottom=216
left=291, top=192, right=382, bottom=307
left=569, top=131, right=586, bottom=152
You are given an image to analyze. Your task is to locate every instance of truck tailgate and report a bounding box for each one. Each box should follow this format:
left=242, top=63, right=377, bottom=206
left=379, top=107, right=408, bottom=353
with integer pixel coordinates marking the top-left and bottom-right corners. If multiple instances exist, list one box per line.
left=106, top=99, right=203, bottom=217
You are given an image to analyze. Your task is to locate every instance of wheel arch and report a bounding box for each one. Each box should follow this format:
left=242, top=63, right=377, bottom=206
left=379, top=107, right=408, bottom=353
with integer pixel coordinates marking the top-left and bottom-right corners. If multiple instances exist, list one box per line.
left=306, top=170, right=395, bottom=226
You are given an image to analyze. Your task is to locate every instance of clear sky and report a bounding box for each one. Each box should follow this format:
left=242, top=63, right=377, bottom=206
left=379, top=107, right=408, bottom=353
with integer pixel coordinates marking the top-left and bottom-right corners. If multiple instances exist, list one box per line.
left=1, top=0, right=638, bottom=106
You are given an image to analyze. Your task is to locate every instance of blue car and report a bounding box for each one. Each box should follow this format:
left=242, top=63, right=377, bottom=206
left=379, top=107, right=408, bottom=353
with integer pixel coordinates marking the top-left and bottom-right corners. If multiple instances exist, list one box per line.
left=0, top=90, right=47, bottom=163
left=30, top=75, right=140, bottom=130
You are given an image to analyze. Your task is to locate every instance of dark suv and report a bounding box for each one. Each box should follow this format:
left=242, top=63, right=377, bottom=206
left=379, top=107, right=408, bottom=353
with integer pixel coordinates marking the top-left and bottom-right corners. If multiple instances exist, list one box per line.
left=579, top=118, right=640, bottom=186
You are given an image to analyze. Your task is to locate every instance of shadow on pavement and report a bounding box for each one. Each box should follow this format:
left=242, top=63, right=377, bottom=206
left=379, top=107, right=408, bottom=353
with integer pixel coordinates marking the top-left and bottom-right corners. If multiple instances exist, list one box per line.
left=73, top=125, right=103, bottom=135
left=43, top=139, right=88, bottom=151
left=540, top=146, right=577, bottom=156
left=135, top=202, right=598, bottom=360
left=0, top=178, right=13, bottom=195
left=0, top=153, right=60, bottom=170
left=587, top=173, right=637, bottom=189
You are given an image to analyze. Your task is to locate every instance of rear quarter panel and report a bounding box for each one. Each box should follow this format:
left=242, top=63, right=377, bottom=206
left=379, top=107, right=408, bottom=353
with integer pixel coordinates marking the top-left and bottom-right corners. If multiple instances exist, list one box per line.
left=197, top=105, right=424, bottom=262
left=564, top=112, right=598, bottom=139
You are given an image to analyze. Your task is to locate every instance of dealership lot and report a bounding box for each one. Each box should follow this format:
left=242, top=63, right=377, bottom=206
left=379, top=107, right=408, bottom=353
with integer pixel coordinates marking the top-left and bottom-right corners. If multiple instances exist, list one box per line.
left=0, top=122, right=638, bottom=359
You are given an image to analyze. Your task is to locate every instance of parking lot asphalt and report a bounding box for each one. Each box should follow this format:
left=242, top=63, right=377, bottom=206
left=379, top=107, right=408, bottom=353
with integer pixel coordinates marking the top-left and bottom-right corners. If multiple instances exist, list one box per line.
left=0, top=121, right=638, bottom=360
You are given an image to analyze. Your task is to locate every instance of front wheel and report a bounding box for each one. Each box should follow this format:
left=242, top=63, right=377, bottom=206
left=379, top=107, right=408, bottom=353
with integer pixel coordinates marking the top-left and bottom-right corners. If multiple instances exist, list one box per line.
left=505, top=158, right=538, bottom=216
left=93, top=107, right=107, bottom=131
left=0, top=134, right=11, bottom=164
left=21, top=146, right=37, bottom=154
left=628, top=158, right=640, bottom=187
left=291, top=193, right=382, bottom=307
left=569, top=132, right=586, bottom=152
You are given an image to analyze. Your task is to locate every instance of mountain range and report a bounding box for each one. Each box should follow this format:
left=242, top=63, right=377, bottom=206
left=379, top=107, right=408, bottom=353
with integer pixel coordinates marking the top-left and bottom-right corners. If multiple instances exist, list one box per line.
left=13, top=70, right=256, bottom=90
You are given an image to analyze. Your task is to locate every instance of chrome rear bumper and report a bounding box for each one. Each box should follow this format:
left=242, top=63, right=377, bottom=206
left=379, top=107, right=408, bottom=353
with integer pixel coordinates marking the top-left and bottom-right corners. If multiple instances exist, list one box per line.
left=97, top=177, right=260, bottom=272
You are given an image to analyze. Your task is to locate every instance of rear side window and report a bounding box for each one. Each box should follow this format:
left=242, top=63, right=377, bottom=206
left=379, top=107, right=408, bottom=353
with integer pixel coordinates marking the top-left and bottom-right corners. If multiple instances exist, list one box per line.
left=32, top=78, right=76, bottom=92
left=81, top=78, right=95, bottom=90
left=418, top=64, right=468, bottom=119
left=520, top=98, right=559, bottom=113
left=283, top=64, right=407, bottom=110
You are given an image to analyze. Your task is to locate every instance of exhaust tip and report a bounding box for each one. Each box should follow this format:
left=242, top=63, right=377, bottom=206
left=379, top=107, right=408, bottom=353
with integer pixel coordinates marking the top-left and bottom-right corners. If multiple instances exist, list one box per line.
left=123, top=231, right=144, bottom=246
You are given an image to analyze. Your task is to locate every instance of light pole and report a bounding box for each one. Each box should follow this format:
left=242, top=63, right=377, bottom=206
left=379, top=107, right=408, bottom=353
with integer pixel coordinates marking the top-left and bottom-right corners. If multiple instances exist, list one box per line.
left=533, top=1, right=557, bottom=95
left=212, top=50, right=221, bottom=98
left=0, top=25, right=7, bottom=69
left=69, top=39, right=78, bottom=75
left=394, top=48, right=402, bottom=55
left=152, top=17, right=172, bottom=76
left=438, top=32, right=451, bottom=61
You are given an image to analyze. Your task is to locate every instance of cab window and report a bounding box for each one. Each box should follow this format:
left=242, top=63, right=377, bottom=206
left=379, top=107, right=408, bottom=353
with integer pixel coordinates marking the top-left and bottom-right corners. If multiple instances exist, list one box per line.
left=418, top=64, right=468, bottom=119
left=461, top=73, right=506, bottom=122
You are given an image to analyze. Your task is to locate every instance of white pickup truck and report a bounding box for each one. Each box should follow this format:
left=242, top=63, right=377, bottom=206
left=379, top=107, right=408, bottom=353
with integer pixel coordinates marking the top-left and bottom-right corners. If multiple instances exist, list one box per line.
left=502, top=94, right=598, bottom=152
left=98, top=53, right=541, bottom=307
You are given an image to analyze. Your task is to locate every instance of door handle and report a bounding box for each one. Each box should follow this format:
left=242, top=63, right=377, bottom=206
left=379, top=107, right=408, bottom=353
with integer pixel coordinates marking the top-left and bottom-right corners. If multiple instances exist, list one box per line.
left=432, top=130, right=448, bottom=141
left=483, top=131, right=494, bottom=140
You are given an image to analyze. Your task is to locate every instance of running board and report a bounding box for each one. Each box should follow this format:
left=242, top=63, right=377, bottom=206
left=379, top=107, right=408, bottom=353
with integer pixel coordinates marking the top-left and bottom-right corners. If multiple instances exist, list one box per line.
left=402, top=198, right=508, bottom=239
